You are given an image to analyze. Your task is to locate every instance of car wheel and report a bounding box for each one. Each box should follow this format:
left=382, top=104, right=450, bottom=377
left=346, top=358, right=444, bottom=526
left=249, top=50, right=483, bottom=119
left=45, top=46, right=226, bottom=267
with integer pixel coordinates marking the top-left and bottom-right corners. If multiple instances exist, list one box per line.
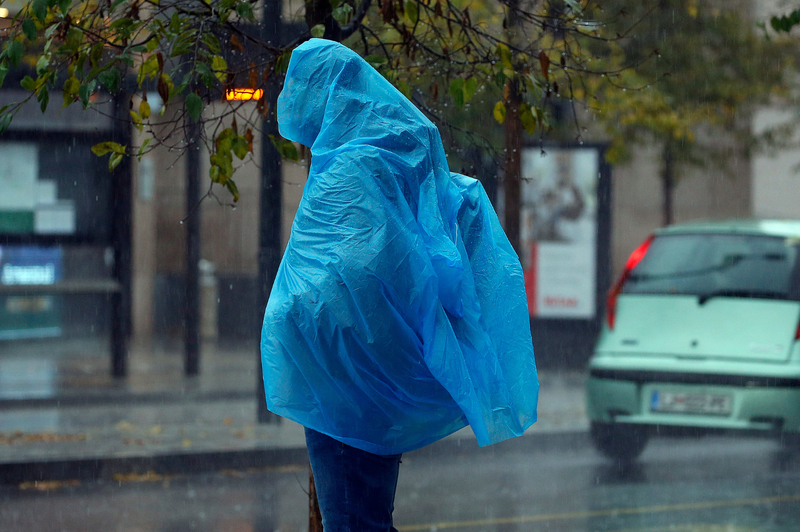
left=590, top=421, right=650, bottom=462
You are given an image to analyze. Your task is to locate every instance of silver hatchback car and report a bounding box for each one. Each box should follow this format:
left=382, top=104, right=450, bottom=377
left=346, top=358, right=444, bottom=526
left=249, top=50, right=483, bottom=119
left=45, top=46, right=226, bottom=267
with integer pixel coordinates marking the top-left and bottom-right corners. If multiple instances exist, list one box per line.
left=587, top=219, right=800, bottom=461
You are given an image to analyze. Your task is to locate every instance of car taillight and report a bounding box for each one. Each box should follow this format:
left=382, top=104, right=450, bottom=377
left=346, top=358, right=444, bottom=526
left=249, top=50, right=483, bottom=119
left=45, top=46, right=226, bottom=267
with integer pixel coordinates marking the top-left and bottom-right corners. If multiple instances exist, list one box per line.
left=606, top=235, right=654, bottom=330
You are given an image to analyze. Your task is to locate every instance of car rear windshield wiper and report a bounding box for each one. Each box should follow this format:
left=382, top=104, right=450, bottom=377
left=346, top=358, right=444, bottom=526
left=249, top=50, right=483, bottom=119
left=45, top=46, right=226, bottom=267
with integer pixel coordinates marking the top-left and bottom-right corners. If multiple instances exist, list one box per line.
left=697, top=289, right=789, bottom=305
left=627, top=253, right=788, bottom=284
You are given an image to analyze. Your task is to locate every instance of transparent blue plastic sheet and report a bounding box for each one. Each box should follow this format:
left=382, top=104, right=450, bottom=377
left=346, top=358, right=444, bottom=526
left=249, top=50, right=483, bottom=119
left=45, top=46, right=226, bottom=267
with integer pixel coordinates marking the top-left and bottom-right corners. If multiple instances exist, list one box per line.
left=261, top=39, right=538, bottom=455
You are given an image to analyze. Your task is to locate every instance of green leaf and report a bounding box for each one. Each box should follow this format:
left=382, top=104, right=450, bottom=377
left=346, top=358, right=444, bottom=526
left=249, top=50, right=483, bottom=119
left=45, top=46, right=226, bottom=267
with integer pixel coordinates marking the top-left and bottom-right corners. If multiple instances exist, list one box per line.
left=62, top=27, right=83, bottom=53
left=62, top=76, right=79, bottom=106
left=36, top=54, right=50, bottom=75
left=20, top=76, right=37, bottom=91
left=6, top=40, right=24, bottom=68
left=98, top=68, right=121, bottom=93
left=139, top=99, right=151, bottom=119
left=130, top=110, right=143, bottom=131
left=58, top=0, right=71, bottom=15
left=32, top=0, right=48, bottom=23
left=185, top=92, right=203, bottom=121
left=209, top=164, right=221, bottom=183
left=493, top=100, right=506, bottom=124
left=496, top=43, right=513, bottom=69
left=225, top=180, right=239, bottom=202
left=449, top=78, right=465, bottom=108
left=564, top=0, right=582, bottom=14
left=0, top=113, right=12, bottom=134
left=0, top=61, right=8, bottom=88
left=405, top=1, right=418, bottom=24
left=201, top=33, right=221, bottom=55
left=22, top=19, right=37, bottom=42
left=464, top=77, right=478, bottom=103
left=137, top=138, right=152, bottom=160
left=232, top=136, right=248, bottom=159
left=109, top=152, right=124, bottom=171
left=332, top=4, right=353, bottom=25
left=194, top=62, right=215, bottom=88
left=235, top=2, right=254, bottom=21
left=329, top=0, right=342, bottom=8
left=210, top=55, right=228, bottom=83
left=38, top=85, right=49, bottom=112
left=92, top=141, right=126, bottom=156
left=310, top=24, right=325, bottom=38
left=79, top=80, right=97, bottom=108
left=89, top=42, right=104, bottom=68
left=275, top=51, right=291, bottom=74
left=216, top=127, right=234, bottom=153
left=269, top=134, right=299, bottom=161
left=137, top=54, right=159, bottom=86
left=210, top=152, right=233, bottom=178
left=519, top=103, right=537, bottom=135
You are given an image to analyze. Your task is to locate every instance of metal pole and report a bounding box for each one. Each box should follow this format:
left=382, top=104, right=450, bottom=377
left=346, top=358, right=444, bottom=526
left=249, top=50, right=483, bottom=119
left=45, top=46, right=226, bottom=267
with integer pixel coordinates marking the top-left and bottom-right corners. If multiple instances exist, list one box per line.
left=185, top=118, right=201, bottom=376
left=112, top=91, right=133, bottom=378
left=257, top=1, right=283, bottom=423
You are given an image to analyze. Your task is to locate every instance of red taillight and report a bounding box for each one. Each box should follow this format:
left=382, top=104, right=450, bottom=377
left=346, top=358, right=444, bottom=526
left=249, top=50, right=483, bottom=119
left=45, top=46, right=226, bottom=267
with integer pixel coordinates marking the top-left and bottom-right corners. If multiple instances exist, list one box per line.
left=795, top=321, right=800, bottom=340
left=606, top=235, right=654, bottom=330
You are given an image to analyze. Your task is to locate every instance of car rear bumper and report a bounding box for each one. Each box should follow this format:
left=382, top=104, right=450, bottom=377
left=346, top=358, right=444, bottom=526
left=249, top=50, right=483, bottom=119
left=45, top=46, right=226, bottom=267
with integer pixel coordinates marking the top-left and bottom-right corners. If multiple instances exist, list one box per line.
left=586, top=370, right=800, bottom=433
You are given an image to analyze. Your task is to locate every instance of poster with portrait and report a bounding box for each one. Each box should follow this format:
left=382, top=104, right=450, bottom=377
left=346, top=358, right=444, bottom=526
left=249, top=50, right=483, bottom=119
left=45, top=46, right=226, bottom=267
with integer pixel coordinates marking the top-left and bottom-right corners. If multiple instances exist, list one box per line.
left=520, top=147, right=599, bottom=319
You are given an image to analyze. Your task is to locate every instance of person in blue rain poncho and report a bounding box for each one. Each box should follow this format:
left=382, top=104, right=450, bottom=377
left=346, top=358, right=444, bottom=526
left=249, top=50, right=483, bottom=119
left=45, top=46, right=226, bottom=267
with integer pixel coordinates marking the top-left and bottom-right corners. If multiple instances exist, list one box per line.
left=261, top=38, right=538, bottom=531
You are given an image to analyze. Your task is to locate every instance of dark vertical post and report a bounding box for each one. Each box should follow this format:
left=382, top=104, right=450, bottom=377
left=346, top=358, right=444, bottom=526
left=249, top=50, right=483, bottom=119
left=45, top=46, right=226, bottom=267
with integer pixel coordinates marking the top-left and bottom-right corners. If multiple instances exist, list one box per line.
left=185, top=118, right=201, bottom=376
left=596, top=145, right=613, bottom=328
left=112, top=91, right=133, bottom=378
left=662, top=143, right=674, bottom=227
left=257, top=1, right=283, bottom=423
left=504, top=80, right=523, bottom=256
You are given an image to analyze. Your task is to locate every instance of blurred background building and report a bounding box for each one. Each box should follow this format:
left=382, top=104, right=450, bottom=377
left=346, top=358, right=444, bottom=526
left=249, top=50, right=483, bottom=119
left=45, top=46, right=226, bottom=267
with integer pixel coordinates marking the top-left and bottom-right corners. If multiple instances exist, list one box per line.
left=0, top=0, right=797, bottom=372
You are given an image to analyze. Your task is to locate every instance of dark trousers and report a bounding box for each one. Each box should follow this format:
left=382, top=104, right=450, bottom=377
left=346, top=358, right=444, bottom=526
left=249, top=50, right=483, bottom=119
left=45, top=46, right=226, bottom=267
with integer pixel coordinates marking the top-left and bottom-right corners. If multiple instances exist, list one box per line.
left=305, top=427, right=402, bottom=532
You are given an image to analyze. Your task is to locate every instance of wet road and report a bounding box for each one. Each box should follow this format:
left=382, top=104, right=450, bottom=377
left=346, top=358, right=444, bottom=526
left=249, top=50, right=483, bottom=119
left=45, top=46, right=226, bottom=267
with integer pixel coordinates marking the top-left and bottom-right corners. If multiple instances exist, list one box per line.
left=3, top=434, right=800, bottom=532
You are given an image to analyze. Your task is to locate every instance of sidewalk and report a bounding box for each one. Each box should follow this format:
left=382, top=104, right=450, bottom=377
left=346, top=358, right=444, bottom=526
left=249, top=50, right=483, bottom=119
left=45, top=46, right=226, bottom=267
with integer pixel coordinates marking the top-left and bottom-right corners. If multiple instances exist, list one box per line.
left=0, top=338, right=588, bottom=483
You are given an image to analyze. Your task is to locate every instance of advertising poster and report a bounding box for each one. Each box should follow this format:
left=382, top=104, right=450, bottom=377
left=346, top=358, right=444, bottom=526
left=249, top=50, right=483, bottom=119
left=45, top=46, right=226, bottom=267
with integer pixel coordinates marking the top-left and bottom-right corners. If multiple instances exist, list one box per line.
left=520, top=147, right=599, bottom=319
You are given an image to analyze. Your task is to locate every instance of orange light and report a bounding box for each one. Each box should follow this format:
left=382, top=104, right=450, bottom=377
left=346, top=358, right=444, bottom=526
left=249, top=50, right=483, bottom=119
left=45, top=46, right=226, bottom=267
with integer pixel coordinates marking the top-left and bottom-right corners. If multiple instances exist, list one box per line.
left=225, top=89, right=264, bottom=101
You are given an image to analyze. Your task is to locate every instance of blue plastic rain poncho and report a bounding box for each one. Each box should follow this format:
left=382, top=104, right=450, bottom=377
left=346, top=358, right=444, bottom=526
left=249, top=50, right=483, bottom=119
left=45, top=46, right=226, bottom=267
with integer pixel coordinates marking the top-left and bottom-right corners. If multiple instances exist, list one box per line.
left=261, top=39, right=538, bottom=455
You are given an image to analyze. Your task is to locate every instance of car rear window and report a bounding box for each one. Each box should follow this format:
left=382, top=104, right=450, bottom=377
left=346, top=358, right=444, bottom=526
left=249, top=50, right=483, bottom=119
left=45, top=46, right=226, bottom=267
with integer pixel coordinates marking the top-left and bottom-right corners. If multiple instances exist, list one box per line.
left=622, top=233, right=799, bottom=301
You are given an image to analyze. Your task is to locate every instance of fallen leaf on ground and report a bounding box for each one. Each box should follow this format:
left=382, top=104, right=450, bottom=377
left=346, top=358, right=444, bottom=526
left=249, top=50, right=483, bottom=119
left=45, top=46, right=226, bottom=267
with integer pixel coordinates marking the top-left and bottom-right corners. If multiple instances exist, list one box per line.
left=19, top=480, right=80, bottom=491
left=115, top=421, right=136, bottom=432
left=0, top=432, right=87, bottom=445
left=113, top=471, right=169, bottom=483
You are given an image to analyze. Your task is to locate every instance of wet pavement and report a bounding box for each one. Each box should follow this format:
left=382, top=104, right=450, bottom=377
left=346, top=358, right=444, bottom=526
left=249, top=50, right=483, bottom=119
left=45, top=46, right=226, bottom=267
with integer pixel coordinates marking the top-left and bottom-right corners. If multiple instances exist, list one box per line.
left=0, top=337, right=587, bottom=483
left=3, top=432, right=799, bottom=532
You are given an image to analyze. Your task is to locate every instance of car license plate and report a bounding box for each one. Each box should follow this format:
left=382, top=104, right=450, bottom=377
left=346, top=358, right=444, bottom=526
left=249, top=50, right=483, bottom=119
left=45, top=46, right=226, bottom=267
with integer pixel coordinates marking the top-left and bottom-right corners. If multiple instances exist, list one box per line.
left=650, top=390, right=732, bottom=416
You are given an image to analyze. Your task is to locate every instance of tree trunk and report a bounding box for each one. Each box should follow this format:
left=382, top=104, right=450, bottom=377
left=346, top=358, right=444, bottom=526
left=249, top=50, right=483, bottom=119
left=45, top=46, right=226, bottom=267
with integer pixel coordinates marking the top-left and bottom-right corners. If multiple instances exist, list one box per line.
left=309, top=469, right=323, bottom=532
left=503, top=85, right=523, bottom=256
left=503, top=0, right=523, bottom=257
left=662, top=143, right=674, bottom=227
